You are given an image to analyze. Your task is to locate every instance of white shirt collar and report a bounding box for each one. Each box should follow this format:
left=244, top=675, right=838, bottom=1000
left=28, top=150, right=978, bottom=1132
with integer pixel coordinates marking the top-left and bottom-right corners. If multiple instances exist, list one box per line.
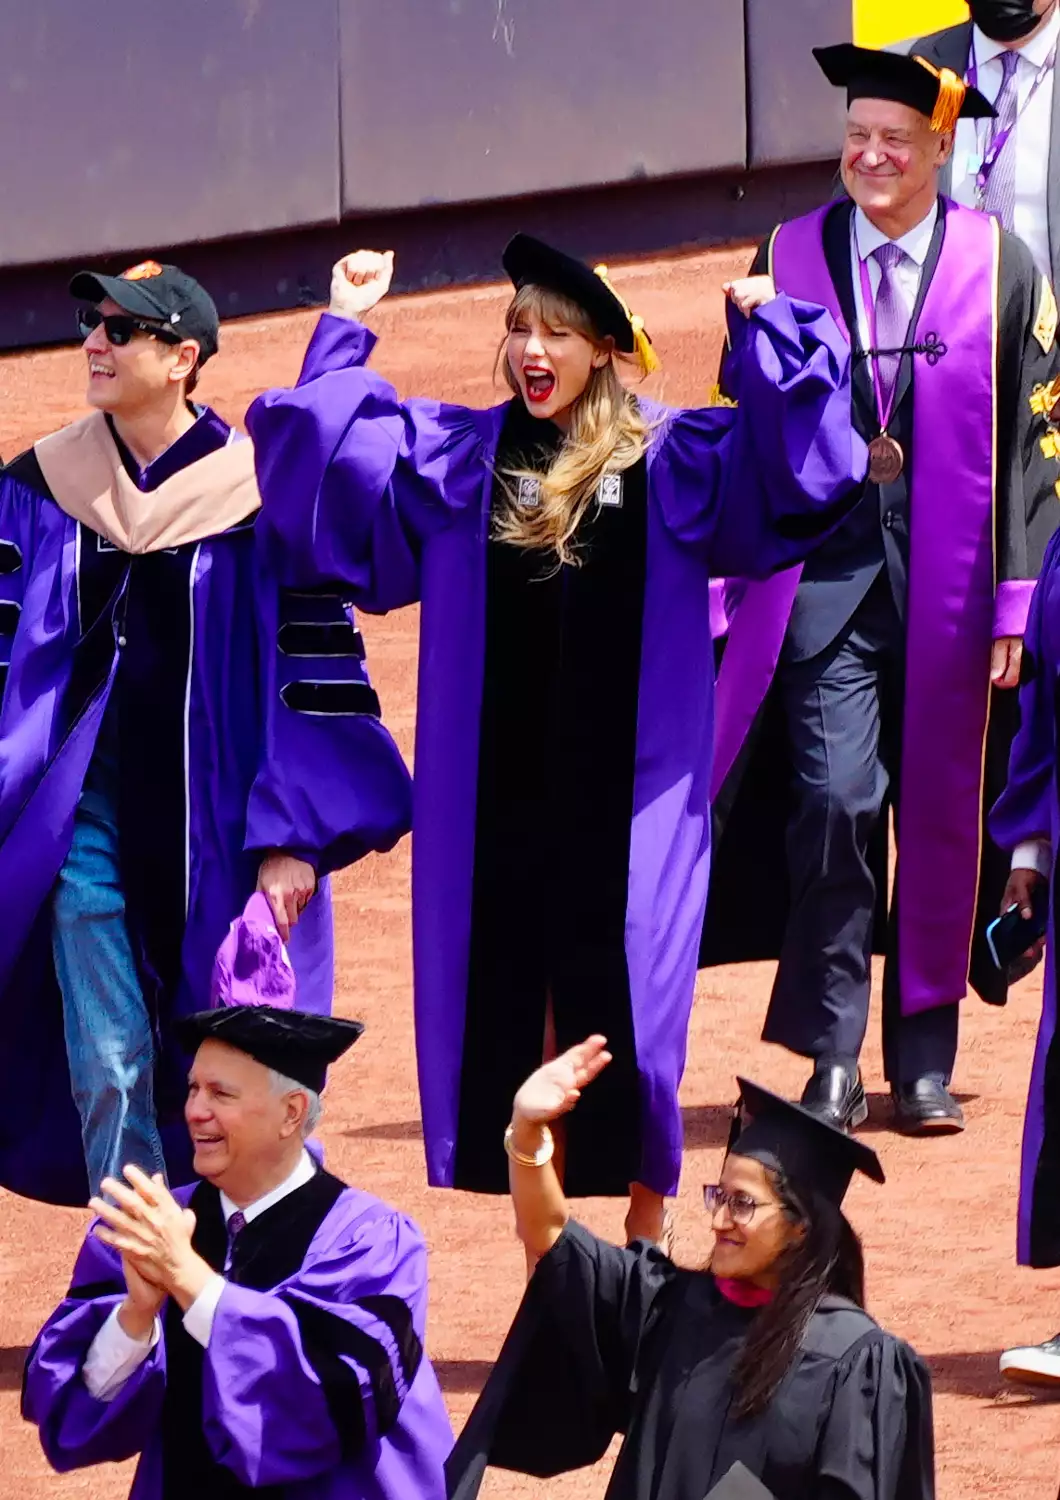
left=974, top=8, right=1060, bottom=70
left=219, top=1147, right=316, bottom=1226
left=853, top=200, right=939, bottom=268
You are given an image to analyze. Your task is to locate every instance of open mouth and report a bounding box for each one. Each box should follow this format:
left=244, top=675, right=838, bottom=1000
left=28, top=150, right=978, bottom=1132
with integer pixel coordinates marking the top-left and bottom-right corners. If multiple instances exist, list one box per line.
left=193, top=1135, right=225, bottom=1150
left=523, top=368, right=556, bottom=404
left=88, top=361, right=115, bottom=380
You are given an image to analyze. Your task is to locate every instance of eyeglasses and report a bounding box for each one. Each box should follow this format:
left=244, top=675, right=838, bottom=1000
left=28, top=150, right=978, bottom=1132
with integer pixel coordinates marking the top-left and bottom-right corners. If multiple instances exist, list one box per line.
left=77, top=306, right=182, bottom=347
left=703, top=1184, right=777, bottom=1226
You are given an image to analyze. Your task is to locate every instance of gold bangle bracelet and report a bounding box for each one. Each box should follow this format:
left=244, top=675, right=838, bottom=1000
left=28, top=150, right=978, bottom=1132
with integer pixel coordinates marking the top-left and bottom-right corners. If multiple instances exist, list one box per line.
left=503, top=1122, right=555, bottom=1168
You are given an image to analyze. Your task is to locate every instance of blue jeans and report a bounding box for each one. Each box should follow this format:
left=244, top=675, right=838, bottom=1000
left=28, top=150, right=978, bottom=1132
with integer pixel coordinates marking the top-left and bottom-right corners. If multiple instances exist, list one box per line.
left=52, top=738, right=167, bottom=1197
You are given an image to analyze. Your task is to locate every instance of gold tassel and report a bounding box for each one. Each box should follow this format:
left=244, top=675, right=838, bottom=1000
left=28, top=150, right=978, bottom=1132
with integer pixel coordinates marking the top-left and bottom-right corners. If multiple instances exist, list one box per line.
left=708, top=382, right=739, bottom=409
left=913, top=56, right=967, bottom=135
left=594, top=263, right=661, bottom=376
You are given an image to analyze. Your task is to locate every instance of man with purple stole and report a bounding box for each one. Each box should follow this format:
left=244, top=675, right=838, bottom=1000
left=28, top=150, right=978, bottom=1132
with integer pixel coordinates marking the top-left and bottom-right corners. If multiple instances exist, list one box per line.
left=702, top=45, right=1060, bottom=1135
left=0, top=262, right=411, bottom=1209
left=22, top=894, right=453, bottom=1499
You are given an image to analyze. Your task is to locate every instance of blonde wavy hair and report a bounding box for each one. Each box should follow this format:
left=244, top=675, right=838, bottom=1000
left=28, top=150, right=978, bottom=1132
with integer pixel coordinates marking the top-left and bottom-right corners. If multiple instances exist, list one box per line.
left=493, top=284, right=651, bottom=567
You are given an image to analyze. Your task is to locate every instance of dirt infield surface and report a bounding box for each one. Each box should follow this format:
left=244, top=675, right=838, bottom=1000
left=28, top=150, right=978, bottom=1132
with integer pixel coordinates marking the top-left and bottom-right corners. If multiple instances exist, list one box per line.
left=1, top=245, right=1059, bottom=1499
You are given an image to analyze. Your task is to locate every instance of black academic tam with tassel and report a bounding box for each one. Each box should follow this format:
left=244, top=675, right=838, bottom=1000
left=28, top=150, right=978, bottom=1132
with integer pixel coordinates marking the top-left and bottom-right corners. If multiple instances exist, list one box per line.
left=502, top=233, right=660, bottom=374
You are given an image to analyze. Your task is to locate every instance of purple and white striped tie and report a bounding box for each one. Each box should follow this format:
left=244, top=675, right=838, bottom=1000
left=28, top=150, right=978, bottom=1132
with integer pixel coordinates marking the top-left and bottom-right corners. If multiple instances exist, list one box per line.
left=224, top=1209, right=246, bottom=1273
left=982, top=49, right=1021, bottom=231
left=870, top=242, right=911, bottom=414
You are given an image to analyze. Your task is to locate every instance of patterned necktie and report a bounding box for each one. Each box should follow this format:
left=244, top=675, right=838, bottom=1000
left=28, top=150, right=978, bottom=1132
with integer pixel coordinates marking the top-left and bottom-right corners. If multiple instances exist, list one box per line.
left=869, top=242, right=911, bottom=416
left=224, top=1209, right=246, bottom=1273
left=982, top=49, right=1021, bottom=230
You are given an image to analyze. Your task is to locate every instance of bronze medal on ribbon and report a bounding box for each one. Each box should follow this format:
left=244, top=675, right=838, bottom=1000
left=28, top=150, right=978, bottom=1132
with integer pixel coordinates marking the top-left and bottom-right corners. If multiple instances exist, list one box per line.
left=867, top=433, right=904, bottom=485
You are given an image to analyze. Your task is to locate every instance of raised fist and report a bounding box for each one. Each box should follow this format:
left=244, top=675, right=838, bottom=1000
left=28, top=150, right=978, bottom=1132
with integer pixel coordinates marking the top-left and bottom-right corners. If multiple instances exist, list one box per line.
left=723, top=275, right=778, bottom=319
left=329, top=250, right=395, bottom=321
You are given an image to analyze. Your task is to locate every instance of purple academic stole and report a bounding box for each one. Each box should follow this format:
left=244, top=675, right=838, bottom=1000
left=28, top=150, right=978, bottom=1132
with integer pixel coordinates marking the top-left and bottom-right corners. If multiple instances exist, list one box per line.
left=768, top=201, right=999, bottom=1015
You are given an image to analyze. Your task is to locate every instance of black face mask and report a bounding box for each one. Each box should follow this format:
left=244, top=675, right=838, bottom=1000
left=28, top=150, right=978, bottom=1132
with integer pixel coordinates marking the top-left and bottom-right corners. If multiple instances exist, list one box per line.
left=968, top=0, right=1043, bottom=42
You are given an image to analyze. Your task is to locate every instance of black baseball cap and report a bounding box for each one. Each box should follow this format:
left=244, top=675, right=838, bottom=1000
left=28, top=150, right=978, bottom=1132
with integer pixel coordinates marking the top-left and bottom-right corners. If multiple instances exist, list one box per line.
left=69, top=259, right=220, bottom=362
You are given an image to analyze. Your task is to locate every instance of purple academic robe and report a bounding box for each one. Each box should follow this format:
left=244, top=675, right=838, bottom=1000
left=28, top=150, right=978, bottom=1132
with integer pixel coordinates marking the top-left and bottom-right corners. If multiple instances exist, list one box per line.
left=0, top=418, right=411, bottom=1207
left=246, top=299, right=865, bottom=1199
left=706, top=200, right=1060, bottom=1017
left=22, top=1175, right=453, bottom=1498
left=990, top=529, right=1060, bottom=1268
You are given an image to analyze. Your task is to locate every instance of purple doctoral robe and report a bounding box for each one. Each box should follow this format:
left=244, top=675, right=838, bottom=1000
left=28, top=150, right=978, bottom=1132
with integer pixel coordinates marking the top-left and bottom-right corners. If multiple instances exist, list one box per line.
left=22, top=1171, right=453, bottom=1498
left=990, top=529, right=1060, bottom=1268
left=0, top=413, right=411, bottom=1206
left=246, top=298, right=865, bottom=1199
left=707, top=200, right=1060, bottom=1016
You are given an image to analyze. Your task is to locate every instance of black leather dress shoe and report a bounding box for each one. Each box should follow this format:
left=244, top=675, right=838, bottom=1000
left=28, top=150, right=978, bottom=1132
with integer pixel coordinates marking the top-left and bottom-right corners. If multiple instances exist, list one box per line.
left=799, top=1061, right=868, bottom=1132
left=891, top=1076, right=965, bottom=1135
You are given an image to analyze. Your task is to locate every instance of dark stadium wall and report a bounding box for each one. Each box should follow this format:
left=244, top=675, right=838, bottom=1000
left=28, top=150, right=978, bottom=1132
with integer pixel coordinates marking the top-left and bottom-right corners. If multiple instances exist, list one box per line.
left=0, top=0, right=929, bottom=350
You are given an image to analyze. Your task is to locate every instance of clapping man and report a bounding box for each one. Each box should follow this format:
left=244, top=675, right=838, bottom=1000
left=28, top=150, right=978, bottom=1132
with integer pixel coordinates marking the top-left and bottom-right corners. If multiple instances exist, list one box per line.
left=23, top=895, right=452, bottom=1498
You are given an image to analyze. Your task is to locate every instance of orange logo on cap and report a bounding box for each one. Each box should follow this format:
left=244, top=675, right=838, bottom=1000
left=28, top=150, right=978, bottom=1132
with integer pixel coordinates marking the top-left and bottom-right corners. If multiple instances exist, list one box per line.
left=121, top=261, right=164, bottom=281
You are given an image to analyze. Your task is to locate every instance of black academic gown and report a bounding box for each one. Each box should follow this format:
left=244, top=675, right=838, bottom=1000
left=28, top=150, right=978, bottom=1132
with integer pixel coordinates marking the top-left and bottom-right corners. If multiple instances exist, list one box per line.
left=701, top=206, right=1060, bottom=1013
left=446, top=1222, right=935, bottom=1500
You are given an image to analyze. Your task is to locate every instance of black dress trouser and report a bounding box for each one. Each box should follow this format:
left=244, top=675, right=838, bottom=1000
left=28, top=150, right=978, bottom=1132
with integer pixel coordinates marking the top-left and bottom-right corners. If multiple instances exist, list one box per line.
left=761, top=574, right=960, bottom=1084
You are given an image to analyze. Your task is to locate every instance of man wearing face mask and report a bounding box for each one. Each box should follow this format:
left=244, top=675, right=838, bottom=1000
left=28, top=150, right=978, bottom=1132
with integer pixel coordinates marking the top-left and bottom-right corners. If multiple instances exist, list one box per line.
left=912, top=1, right=1059, bottom=287
left=702, top=45, right=1060, bottom=1140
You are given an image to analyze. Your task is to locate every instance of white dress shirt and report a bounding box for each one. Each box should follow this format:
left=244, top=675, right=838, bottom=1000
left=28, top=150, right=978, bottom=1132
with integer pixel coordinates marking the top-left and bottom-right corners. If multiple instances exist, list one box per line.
left=850, top=202, right=939, bottom=358
left=950, top=10, right=1059, bottom=284
left=1012, top=837, right=1054, bottom=875
left=82, top=1149, right=317, bottom=1403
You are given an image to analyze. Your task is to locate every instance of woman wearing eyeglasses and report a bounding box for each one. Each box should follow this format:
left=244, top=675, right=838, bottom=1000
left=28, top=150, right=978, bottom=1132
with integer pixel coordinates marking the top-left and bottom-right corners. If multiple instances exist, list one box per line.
left=447, top=1036, right=935, bottom=1500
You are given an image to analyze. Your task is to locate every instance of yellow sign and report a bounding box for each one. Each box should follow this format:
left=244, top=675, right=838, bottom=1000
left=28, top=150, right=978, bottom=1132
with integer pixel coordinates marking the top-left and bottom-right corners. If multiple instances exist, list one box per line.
left=853, top=0, right=967, bottom=47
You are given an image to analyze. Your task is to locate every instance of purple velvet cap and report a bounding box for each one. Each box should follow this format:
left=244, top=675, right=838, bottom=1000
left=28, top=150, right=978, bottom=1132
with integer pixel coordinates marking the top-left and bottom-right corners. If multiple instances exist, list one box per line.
left=210, top=892, right=296, bottom=1010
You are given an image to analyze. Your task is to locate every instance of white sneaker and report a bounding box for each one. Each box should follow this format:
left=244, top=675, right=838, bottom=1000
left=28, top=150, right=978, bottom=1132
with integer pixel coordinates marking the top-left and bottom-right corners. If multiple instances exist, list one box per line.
left=999, top=1334, right=1060, bottom=1387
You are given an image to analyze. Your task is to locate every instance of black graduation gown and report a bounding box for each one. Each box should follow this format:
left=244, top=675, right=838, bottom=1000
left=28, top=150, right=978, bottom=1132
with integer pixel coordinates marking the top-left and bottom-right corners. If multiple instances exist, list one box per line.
left=701, top=208, right=1060, bottom=1009
left=446, top=1221, right=935, bottom=1500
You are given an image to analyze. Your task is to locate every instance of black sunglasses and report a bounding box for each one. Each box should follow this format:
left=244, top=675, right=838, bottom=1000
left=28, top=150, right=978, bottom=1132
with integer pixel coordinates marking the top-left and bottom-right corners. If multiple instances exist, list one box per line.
left=77, top=306, right=182, bottom=348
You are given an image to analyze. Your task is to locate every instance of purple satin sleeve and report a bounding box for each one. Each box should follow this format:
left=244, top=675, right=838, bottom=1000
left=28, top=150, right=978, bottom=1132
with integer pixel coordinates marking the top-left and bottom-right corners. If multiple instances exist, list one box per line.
left=0, top=473, right=44, bottom=680
left=990, top=537, right=1060, bottom=851
left=243, top=559, right=412, bottom=877
left=246, top=313, right=486, bottom=615
left=201, top=1208, right=452, bottom=1492
left=22, top=1231, right=166, bottom=1472
left=993, top=578, right=1037, bottom=640
left=648, top=294, right=866, bottom=576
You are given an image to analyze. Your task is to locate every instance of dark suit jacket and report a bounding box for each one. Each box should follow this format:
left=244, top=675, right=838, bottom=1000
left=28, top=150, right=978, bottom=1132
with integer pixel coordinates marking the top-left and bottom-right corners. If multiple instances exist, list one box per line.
left=911, top=20, right=1060, bottom=287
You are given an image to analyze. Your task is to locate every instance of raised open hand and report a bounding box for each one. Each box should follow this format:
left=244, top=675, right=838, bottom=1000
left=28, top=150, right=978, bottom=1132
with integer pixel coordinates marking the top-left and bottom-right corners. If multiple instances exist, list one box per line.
left=329, top=250, right=395, bottom=321
left=512, top=1035, right=613, bottom=1125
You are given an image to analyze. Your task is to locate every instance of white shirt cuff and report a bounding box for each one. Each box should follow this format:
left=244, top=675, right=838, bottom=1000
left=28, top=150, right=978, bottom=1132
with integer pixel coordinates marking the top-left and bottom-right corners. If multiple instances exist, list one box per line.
left=182, top=1273, right=226, bottom=1349
left=1012, top=839, right=1053, bottom=878
left=82, top=1305, right=161, bottom=1403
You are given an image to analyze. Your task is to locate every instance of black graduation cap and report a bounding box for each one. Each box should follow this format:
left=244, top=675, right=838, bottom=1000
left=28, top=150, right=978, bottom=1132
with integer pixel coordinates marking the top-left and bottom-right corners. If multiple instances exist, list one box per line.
left=813, top=43, right=996, bottom=132
left=174, top=893, right=363, bottom=1093
left=502, top=232, right=660, bottom=374
left=176, top=1006, right=363, bottom=1095
left=732, top=1078, right=885, bottom=1208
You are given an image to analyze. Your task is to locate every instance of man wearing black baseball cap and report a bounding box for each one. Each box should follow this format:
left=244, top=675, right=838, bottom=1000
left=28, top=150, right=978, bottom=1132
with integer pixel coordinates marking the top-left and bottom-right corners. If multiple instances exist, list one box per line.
left=69, top=260, right=221, bottom=377
left=0, top=260, right=411, bottom=1209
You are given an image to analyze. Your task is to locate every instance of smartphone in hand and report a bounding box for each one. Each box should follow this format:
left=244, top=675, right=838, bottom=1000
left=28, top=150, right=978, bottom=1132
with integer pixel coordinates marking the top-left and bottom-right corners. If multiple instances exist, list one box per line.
left=986, top=883, right=1049, bottom=973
